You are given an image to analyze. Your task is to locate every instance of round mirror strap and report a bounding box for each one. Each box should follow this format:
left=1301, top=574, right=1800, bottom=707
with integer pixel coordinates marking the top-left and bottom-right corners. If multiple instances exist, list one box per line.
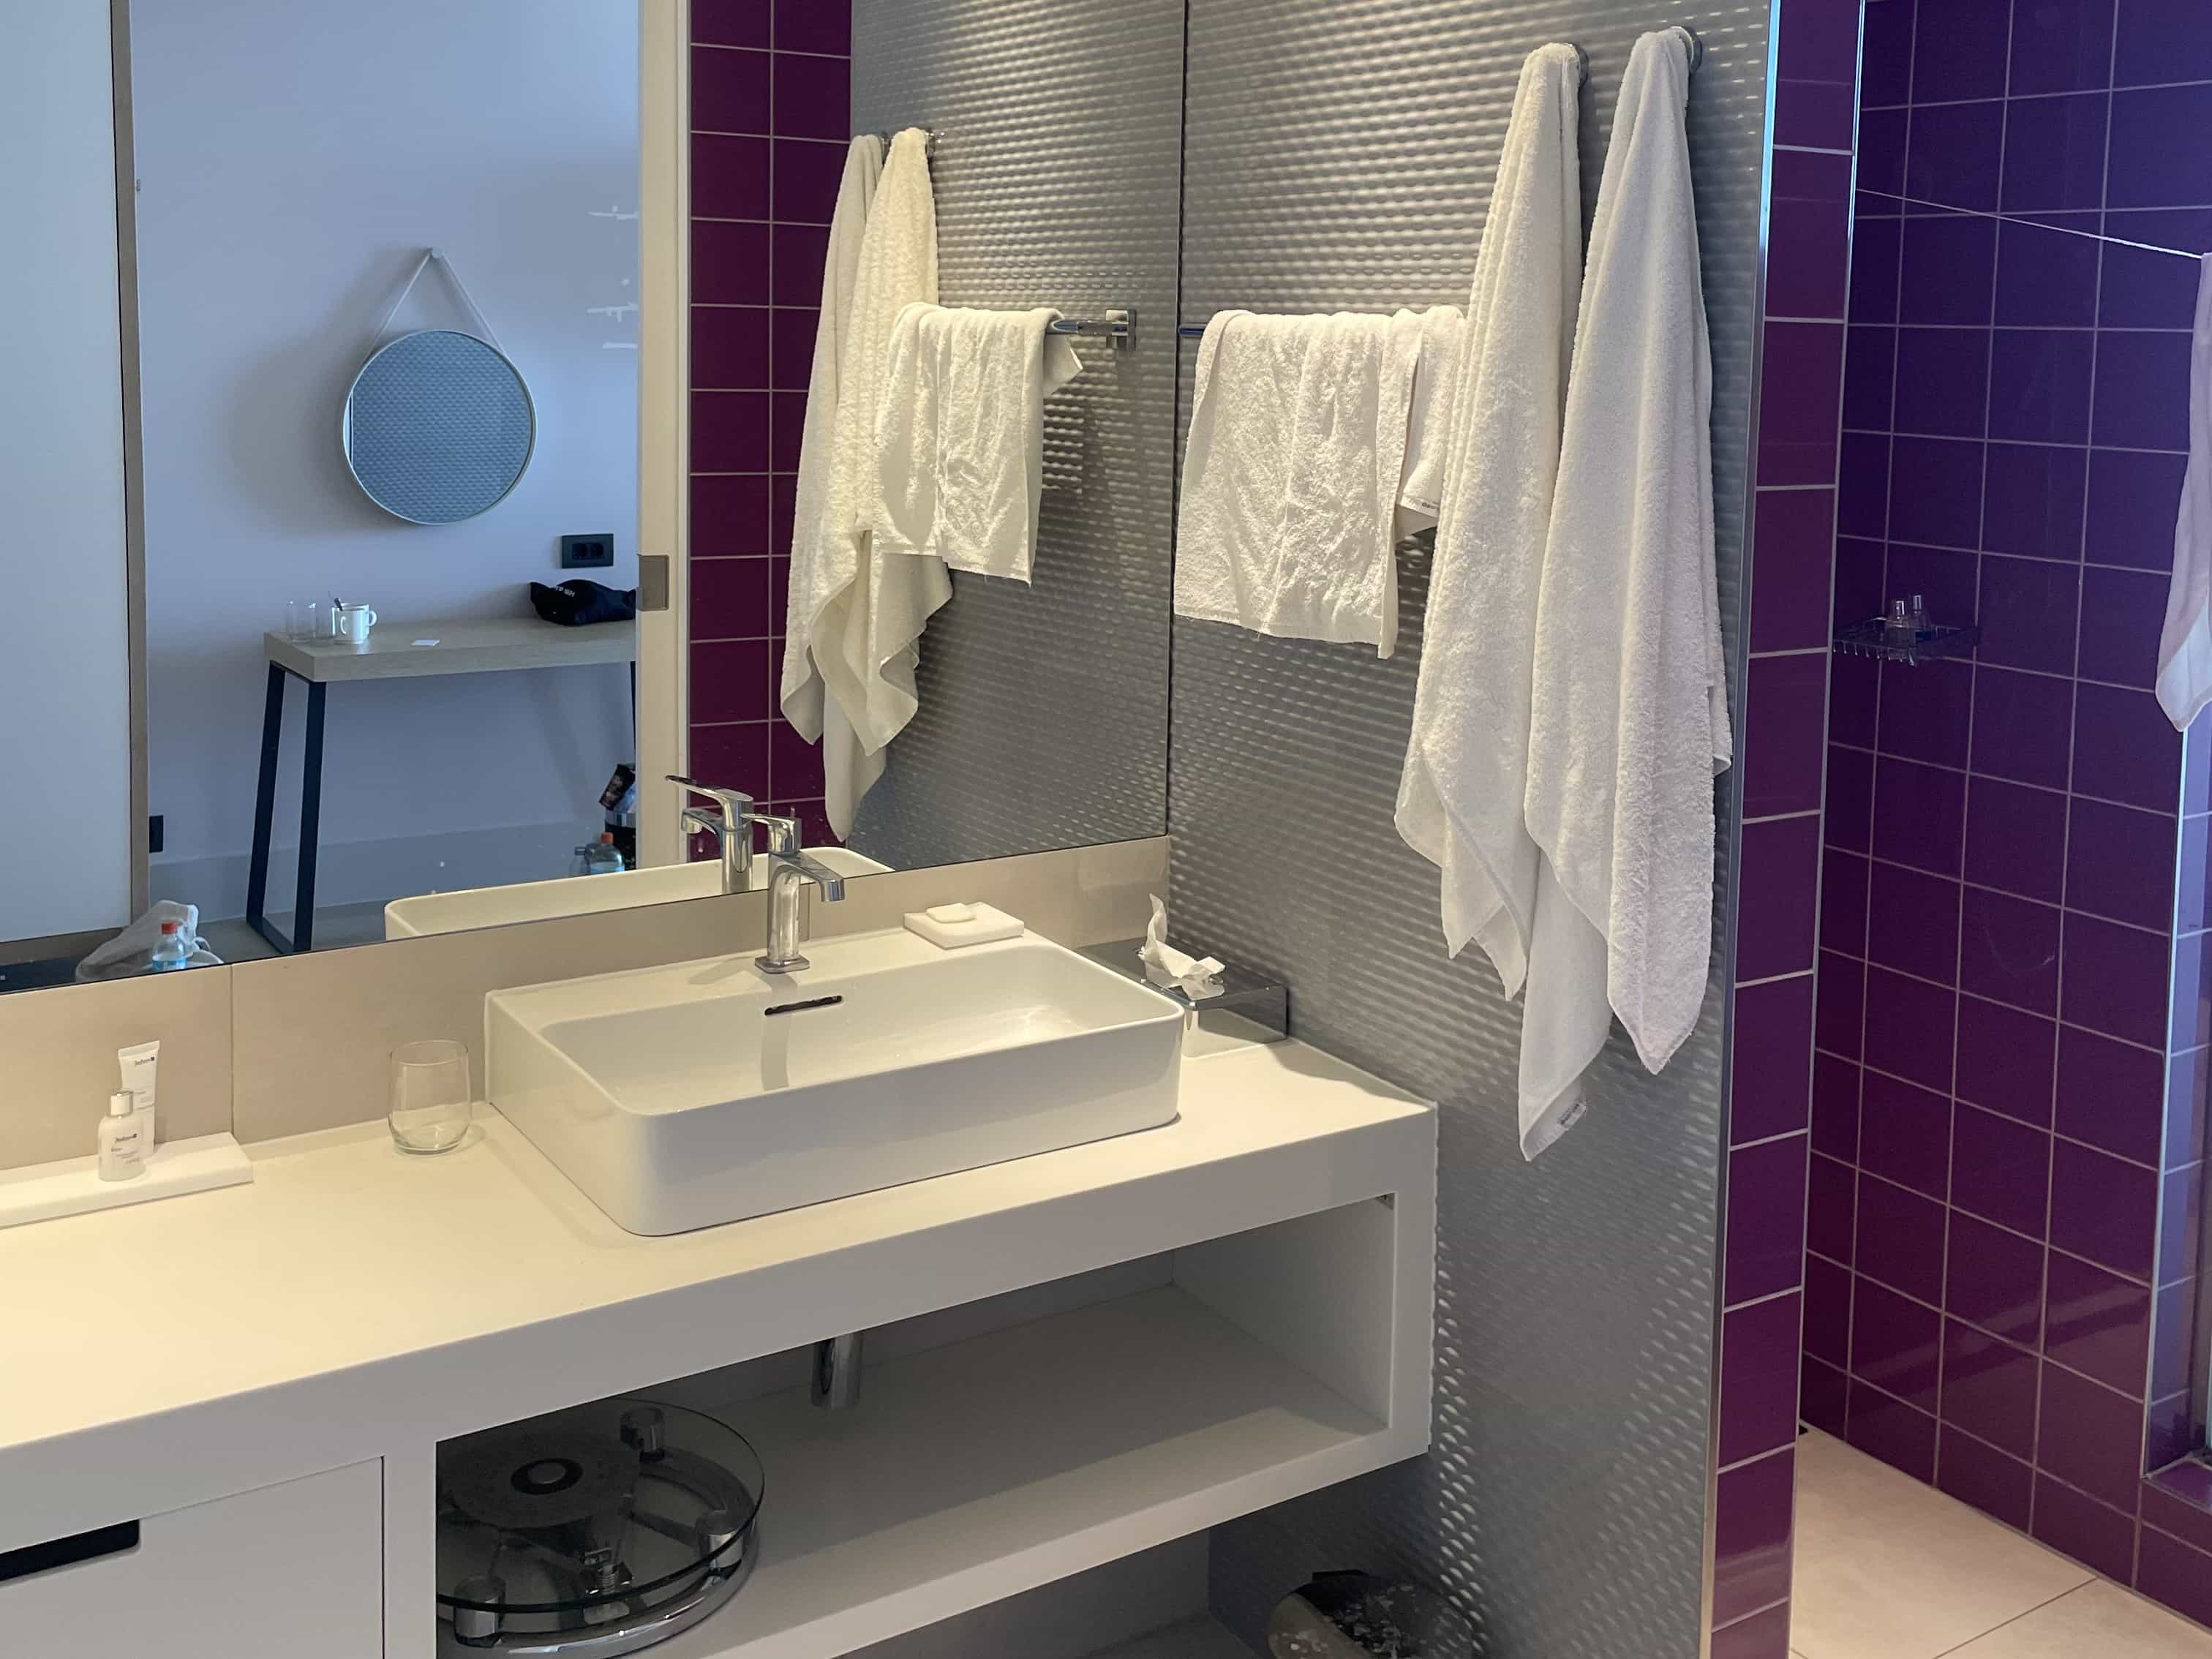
left=372, top=247, right=506, bottom=354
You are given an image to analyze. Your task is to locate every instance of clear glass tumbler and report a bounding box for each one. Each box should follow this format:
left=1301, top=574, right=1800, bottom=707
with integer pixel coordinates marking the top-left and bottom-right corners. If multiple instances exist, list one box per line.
left=389, top=1039, right=473, bottom=1154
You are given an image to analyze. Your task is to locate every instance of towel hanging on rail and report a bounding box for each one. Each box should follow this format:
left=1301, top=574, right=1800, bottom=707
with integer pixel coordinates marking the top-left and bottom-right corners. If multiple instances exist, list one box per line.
left=870, top=304, right=1086, bottom=584
left=781, top=128, right=942, bottom=836
left=1523, top=26, right=1729, bottom=1107
left=2156, top=257, right=2212, bottom=730
left=1391, top=41, right=1587, bottom=1158
left=780, top=135, right=885, bottom=835
left=1174, top=309, right=1424, bottom=655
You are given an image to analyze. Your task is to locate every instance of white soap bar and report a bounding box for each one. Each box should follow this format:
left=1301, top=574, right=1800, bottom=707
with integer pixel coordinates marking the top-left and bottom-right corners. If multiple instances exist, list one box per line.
left=904, top=902, right=1026, bottom=949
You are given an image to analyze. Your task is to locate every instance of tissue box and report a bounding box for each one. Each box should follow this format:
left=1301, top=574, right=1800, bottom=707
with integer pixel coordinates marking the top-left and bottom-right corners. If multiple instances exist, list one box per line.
left=1077, top=939, right=1289, bottom=1049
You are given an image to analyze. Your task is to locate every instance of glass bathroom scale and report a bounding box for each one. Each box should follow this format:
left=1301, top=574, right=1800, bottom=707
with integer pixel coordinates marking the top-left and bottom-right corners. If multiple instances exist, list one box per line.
left=434, top=1397, right=763, bottom=1657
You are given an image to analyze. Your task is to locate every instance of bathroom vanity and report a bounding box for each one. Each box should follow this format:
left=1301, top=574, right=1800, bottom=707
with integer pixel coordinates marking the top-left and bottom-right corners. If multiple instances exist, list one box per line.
left=0, top=1039, right=1434, bottom=1658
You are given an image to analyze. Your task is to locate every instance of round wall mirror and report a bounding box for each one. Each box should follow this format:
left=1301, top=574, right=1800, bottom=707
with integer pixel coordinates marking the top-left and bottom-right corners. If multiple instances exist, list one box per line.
left=342, top=328, right=535, bottom=524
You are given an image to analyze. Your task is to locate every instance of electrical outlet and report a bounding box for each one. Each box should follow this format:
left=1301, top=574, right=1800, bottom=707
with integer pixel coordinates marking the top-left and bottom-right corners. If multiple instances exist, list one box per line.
left=560, top=533, right=615, bottom=570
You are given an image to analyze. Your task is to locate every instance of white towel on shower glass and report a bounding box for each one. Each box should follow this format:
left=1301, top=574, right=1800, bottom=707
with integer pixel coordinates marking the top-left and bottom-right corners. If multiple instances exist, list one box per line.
left=779, top=134, right=882, bottom=819
left=2156, top=255, right=2212, bottom=731
left=870, top=304, right=1086, bottom=582
left=1175, top=309, right=1419, bottom=656
left=1391, top=42, right=1587, bottom=1157
left=783, top=129, right=944, bottom=835
left=1524, top=29, right=1731, bottom=1116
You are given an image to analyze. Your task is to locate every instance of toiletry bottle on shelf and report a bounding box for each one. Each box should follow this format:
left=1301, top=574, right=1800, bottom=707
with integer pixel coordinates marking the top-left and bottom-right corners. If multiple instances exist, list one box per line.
left=599, top=764, right=638, bottom=870
left=99, top=1090, right=147, bottom=1181
left=1907, top=594, right=1932, bottom=641
left=149, top=919, right=189, bottom=971
left=1884, top=600, right=1914, bottom=651
left=118, top=1039, right=159, bottom=1148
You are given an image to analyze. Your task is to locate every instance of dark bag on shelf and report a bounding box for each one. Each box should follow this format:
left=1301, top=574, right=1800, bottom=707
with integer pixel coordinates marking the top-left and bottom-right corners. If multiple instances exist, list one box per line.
left=530, top=580, right=637, bottom=627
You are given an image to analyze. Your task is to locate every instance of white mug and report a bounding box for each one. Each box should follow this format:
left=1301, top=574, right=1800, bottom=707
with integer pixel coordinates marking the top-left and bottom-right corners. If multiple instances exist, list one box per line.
left=336, top=603, right=378, bottom=644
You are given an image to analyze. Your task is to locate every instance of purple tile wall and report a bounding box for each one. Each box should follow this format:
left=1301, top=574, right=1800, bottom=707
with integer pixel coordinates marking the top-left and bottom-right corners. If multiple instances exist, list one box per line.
left=688, top=0, right=851, bottom=851
left=1712, top=2, right=1863, bottom=1653
left=1804, top=0, right=2212, bottom=1623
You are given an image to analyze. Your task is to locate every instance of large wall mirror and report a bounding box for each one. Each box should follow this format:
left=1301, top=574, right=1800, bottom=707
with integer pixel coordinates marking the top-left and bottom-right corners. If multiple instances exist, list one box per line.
left=0, top=0, right=1181, bottom=994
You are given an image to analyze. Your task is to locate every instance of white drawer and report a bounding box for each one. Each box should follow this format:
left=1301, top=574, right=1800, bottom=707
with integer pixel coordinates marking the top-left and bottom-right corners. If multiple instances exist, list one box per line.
left=0, top=1461, right=381, bottom=1657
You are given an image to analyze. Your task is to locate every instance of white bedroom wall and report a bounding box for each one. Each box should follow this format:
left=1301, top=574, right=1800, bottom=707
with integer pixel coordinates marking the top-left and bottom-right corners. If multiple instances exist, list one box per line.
left=0, top=6, right=133, bottom=944
left=129, top=0, right=640, bottom=916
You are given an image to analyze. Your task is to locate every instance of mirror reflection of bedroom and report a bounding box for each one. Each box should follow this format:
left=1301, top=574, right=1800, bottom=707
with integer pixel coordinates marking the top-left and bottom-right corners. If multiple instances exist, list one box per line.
left=11, top=1, right=644, bottom=985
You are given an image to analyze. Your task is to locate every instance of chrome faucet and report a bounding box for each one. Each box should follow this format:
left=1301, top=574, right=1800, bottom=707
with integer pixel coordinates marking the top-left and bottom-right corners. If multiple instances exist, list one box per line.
left=669, top=775, right=800, bottom=895
left=757, top=849, right=846, bottom=974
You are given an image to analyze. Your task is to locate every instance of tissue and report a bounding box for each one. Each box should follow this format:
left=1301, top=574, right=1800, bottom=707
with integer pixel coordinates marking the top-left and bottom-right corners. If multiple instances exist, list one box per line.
left=1140, top=895, right=1225, bottom=1001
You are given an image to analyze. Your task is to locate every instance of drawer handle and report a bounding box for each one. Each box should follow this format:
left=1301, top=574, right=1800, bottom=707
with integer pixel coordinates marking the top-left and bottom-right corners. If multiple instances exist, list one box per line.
left=0, top=1521, right=139, bottom=1584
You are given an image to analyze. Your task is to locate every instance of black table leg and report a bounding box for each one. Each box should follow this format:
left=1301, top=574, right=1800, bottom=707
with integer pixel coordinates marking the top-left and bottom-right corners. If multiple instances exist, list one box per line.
left=292, top=681, right=328, bottom=954
left=245, top=663, right=286, bottom=952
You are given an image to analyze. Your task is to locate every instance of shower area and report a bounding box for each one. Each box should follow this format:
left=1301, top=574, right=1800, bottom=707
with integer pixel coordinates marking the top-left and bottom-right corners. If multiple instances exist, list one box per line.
left=1783, top=0, right=2212, bottom=1625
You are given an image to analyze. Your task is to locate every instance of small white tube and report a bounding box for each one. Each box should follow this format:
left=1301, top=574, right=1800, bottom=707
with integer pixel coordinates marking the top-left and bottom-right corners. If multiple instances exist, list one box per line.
left=118, top=1039, right=159, bottom=1148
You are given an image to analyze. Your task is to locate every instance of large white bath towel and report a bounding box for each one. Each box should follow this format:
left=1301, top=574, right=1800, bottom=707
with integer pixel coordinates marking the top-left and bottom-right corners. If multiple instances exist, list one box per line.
left=1176, top=309, right=1419, bottom=657
left=870, top=304, right=1086, bottom=582
left=780, top=128, right=943, bottom=835
left=1391, top=43, right=1586, bottom=1155
left=778, top=135, right=881, bottom=813
left=1524, top=29, right=1731, bottom=1100
left=2157, top=256, right=2212, bottom=731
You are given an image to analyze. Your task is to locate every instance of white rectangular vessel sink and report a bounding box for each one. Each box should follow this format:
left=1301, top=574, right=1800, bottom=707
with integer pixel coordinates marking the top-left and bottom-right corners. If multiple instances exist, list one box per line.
left=486, top=928, right=1184, bottom=1234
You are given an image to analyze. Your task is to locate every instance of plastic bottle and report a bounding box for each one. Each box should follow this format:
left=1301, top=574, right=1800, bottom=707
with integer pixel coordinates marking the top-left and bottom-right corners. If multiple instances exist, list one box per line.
left=148, top=919, right=191, bottom=971
left=98, top=1090, right=147, bottom=1181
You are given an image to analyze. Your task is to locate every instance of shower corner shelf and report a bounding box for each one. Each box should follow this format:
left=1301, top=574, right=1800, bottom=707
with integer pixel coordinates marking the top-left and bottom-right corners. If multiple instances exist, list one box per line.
left=1832, top=617, right=1981, bottom=667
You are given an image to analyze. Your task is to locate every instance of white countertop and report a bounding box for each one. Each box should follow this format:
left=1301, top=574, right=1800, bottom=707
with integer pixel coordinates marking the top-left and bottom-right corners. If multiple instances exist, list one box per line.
left=0, top=1039, right=1432, bottom=1557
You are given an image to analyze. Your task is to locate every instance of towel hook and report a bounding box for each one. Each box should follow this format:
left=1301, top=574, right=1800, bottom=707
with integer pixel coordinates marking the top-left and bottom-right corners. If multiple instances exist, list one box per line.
left=1674, top=26, right=1705, bottom=72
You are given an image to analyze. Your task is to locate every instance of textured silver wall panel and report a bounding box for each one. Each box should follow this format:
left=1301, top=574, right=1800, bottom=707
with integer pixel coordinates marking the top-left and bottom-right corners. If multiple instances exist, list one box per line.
left=848, top=1, right=1181, bottom=869
left=1173, top=5, right=1768, bottom=1656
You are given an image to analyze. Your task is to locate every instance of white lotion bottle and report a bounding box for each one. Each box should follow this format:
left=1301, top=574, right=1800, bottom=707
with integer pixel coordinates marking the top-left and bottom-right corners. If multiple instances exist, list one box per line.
left=118, top=1039, right=159, bottom=1148
left=98, top=1090, right=147, bottom=1181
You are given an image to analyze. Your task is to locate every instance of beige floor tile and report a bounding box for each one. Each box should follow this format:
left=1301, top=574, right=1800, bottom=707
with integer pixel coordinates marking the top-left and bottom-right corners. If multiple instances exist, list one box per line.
left=1948, top=1581, right=2212, bottom=1658
left=1791, top=1430, right=2093, bottom=1659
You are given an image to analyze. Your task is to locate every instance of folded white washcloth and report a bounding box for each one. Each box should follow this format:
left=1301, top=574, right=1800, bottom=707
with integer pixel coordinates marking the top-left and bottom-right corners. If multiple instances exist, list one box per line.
left=2156, top=255, right=2212, bottom=731
left=1392, top=43, right=1587, bottom=1157
left=1524, top=28, right=1731, bottom=1096
left=1175, top=309, right=1418, bottom=657
left=1394, top=303, right=1467, bottom=533
left=870, top=304, right=1086, bottom=583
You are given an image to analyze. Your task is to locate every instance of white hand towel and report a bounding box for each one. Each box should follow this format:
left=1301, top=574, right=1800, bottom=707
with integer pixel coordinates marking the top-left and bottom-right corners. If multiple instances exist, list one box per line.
left=788, top=128, right=944, bottom=834
left=1176, top=309, right=1418, bottom=657
left=1524, top=29, right=1731, bottom=1102
left=1391, top=43, right=1587, bottom=1156
left=2156, top=255, right=2212, bottom=731
left=1395, top=303, right=1468, bottom=532
left=870, top=304, right=1086, bottom=582
left=779, top=135, right=881, bottom=760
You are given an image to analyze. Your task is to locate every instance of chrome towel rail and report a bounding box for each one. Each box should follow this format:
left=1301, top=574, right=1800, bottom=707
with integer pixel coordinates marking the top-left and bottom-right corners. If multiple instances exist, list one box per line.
left=1046, top=309, right=1135, bottom=350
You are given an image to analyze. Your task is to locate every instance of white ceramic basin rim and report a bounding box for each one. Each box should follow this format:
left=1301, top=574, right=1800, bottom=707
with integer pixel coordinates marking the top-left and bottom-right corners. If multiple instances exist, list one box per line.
left=485, top=928, right=1185, bottom=1234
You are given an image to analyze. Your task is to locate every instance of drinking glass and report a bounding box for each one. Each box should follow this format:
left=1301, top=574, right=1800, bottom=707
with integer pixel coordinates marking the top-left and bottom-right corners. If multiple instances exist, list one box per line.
left=389, top=1039, right=473, bottom=1154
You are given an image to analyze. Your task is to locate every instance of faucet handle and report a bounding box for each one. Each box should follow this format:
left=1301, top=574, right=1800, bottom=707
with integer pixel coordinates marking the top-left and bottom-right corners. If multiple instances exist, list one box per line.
left=772, top=848, right=846, bottom=902
left=679, top=804, right=726, bottom=838
left=750, top=813, right=803, bottom=857
left=666, top=775, right=756, bottom=824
